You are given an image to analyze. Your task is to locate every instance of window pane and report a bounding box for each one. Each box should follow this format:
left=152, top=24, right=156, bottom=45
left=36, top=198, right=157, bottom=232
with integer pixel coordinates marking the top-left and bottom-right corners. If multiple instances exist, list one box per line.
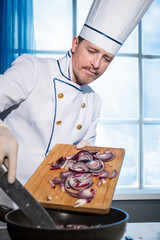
left=142, top=0, right=160, bottom=55
left=144, top=124, right=160, bottom=187
left=95, top=123, right=138, bottom=187
left=33, top=0, right=72, bottom=51
left=118, top=26, right=138, bottom=54
left=91, top=57, right=138, bottom=119
left=143, top=59, right=160, bottom=119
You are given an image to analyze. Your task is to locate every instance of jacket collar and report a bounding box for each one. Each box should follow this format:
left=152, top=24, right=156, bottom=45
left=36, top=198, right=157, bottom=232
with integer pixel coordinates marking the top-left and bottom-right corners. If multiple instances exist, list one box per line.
left=57, top=50, right=87, bottom=91
left=57, top=50, right=73, bottom=81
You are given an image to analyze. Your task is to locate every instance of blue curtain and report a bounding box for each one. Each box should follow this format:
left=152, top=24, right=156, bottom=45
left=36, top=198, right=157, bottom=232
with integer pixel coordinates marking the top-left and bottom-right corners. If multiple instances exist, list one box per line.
left=0, top=0, right=35, bottom=74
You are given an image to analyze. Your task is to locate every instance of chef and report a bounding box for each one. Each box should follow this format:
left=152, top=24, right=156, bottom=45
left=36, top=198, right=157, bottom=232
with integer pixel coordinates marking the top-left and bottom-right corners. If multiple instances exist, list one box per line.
left=0, top=0, right=153, bottom=198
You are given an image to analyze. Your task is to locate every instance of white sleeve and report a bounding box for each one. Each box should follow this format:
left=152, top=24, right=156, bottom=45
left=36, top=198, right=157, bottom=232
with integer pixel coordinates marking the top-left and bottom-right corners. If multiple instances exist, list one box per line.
left=82, top=93, right=102, bottom=145
left=0, top=54, right=38, bottom=113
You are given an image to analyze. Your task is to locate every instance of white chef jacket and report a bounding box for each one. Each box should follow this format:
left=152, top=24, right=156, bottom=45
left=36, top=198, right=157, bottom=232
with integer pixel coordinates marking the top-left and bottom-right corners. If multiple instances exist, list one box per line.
left=0, top=51, right=101, bottom=184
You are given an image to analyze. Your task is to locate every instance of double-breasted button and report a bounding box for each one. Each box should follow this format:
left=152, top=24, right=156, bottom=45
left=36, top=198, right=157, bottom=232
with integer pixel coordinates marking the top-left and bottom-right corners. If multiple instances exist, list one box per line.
left=56, top=121, right=62, bottom=125
left=58, top=93, right=64, bottom=99
left=77, top=124, right=82, bottom=130
left=81, top=103, right=86, bottom=108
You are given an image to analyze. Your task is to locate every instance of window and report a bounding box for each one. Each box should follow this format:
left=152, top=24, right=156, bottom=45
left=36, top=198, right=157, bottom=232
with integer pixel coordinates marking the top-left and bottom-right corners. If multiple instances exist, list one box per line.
left=33, top=0, right=160, bottom=193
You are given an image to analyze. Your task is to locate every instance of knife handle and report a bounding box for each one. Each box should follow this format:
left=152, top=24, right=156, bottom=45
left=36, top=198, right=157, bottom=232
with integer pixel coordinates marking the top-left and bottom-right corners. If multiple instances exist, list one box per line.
left=0, top=164, right=8, bottom=178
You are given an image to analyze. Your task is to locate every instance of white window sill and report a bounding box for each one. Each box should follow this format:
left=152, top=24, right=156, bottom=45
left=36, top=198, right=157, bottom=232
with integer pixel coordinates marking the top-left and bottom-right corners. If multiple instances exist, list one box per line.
left=113, top=188, right=160, bottom=200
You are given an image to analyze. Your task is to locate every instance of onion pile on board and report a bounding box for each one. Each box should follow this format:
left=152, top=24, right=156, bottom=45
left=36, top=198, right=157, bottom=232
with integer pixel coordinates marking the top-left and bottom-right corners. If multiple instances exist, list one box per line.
left=48, top=149, right=117, bottom=207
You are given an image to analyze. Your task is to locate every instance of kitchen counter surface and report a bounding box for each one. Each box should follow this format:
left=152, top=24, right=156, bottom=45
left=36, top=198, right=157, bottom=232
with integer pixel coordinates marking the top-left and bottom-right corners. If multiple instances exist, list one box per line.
left=122, top=222, right=160, bottom=240
left=1, top=221, right=160, bottom=240
left=0, top=222, right=11, bottom=240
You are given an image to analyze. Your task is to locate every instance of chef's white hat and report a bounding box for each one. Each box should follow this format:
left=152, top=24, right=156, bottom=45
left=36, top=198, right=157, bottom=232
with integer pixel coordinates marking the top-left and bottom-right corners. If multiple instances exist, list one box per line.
left=80, top=0, right=153, bottom=55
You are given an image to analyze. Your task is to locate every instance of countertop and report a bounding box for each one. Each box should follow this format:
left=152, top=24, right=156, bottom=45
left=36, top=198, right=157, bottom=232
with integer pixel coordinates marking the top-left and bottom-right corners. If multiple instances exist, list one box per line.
left=0, top=222, right=11, bottom=240
left=1, top=221, right=160, bottom=240
left=122, top=222, right=160, bottom=240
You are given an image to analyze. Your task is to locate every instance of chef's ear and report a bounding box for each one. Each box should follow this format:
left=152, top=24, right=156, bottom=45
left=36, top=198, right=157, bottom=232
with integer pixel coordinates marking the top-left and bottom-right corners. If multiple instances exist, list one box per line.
left=72, top=36, right=79, bottom=54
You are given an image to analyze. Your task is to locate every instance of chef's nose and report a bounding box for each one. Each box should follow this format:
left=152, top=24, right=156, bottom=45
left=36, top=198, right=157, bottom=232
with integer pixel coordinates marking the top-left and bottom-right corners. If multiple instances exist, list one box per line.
left=91, top=55, right=101, bottom=70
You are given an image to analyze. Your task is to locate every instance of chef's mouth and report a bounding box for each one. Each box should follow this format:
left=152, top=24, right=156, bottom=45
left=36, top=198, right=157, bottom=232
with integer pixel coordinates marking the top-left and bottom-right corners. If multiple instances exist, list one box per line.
left=84, top=67, right=98, bottom=76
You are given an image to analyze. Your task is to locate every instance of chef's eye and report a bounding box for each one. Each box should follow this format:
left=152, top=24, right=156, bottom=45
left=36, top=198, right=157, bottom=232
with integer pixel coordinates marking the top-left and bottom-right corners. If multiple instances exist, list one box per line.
left=104, top=57, right=111, bottom=63
left=87, top=49, right=96, bottom=54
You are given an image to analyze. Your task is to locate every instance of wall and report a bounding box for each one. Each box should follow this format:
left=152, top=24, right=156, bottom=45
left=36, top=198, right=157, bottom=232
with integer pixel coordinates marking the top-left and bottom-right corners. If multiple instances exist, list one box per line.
left=111, top=199, right=160, bottom=222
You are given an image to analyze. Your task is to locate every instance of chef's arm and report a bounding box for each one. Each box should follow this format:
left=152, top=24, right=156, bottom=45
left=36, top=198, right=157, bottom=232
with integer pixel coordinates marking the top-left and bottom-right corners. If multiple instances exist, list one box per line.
left=0, top=54, right=38, bottom=113
left=0, top=121, right=18, bottom=183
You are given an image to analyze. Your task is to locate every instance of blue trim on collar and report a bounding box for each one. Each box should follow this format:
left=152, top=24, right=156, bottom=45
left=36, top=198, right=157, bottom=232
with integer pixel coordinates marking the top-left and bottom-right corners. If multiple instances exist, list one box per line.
left=45, top=78, right=82, bottom=155
left=57, top=60, right=71, bottom=81
left=68, top=51, right=71, bottom=58
left=55, top=78, right=82, bottom=92
left=84, top=24, right=122, bottom=46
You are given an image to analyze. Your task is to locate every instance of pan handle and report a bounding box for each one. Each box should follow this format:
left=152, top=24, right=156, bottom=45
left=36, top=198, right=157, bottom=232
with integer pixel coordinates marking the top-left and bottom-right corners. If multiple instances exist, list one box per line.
left=0, top=205, right=13, bottom=223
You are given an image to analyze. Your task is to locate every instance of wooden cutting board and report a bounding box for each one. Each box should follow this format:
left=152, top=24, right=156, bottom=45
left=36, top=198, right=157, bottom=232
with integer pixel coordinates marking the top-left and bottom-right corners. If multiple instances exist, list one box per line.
left=25, top=144, right=125, bottom=214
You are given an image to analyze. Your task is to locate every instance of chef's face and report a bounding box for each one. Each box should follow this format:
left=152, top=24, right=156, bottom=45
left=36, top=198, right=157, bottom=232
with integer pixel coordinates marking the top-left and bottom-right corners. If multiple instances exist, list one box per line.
left=72, top=36, right=114, bottom=86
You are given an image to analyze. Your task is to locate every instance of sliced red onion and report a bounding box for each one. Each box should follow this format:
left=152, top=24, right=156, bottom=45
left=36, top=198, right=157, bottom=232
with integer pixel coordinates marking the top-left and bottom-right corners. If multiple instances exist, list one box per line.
left=68, top=175, right=93, bottom=190
left=77, top=179, right=93, bottom=188
left=86, top=160, right=102, bottom=171
left=63, top=160, right=76, bottom=169
left=92, top=170, right=104, bottom=177
left=50, top=149, right=118, bottom=204
left=64, top=175, right=78, bottom=198
left=88, top=160, right=105, bottom=173
left=77, top=151, right=93, bottom=162
left=97, top=180, right=102, bottom=186
left=94, top=151, right=116, bottom=162
left=74, top=150, right=93, bottom=160
left=50, top=162, right=61, bottom=170
left=101, top=178, right=106, bottom=184
left=59, top=171, right=73, bottom=179
left=52, top=177, right=65, bottom=185
left=56, top=156, right=67, bottom=165
left=109, top=170, right=118, bottom=179
left=48, top=180, right=56, bottom=189
left=56, top=223, right=102, bottom=229
left=69, top=162, right=89, bottom=173
left=99, top=170, right=110, bottom=179
left=65, top=187, right=78, bottom=198
left=73, top=173, right=92, bottom=180
left=78, top=188, right=96, bottom=199
left=74, top=199, right=89, bottom=208
left=46, top=196, right=52, bottom=201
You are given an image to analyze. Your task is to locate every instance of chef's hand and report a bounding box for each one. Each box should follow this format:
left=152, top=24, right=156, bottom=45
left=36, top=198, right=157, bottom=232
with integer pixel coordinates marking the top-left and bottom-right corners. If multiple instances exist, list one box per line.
left=0, top=125, right=18, bottom=184
left=76, top=140, right=91, bottom=149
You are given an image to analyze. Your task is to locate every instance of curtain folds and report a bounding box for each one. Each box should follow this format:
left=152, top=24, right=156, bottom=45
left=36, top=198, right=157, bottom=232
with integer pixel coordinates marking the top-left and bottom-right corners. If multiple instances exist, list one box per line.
left=0, top=0, right=35, bottom=74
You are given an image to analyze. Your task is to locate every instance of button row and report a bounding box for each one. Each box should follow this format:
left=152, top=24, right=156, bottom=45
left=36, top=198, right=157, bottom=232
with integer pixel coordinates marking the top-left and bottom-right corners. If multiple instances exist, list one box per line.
left=57, top=93, right=84, bottom=130
left=56, top=121, right=82, bottom=130
left=58, top=93, right=86, bottom=109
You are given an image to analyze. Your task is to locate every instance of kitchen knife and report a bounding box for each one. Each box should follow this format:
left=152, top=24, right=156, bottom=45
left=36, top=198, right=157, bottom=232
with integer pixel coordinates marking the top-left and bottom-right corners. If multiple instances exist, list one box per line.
left=0, top=164, right=56, bottom=229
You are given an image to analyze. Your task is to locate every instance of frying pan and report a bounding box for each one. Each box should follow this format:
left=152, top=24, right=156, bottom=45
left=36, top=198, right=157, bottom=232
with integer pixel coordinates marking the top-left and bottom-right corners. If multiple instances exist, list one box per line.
left=1, top=206, right=129, bottom=240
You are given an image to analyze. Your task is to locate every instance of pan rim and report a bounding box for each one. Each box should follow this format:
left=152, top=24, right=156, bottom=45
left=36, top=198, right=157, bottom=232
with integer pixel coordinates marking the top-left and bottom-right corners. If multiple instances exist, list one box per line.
left=5, top=207, right=129, bottom=231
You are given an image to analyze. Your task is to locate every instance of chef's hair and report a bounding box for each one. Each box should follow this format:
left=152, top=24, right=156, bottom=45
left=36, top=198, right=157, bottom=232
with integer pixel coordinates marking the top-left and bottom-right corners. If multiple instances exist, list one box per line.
left=78, top=36, right=84, bottom=44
